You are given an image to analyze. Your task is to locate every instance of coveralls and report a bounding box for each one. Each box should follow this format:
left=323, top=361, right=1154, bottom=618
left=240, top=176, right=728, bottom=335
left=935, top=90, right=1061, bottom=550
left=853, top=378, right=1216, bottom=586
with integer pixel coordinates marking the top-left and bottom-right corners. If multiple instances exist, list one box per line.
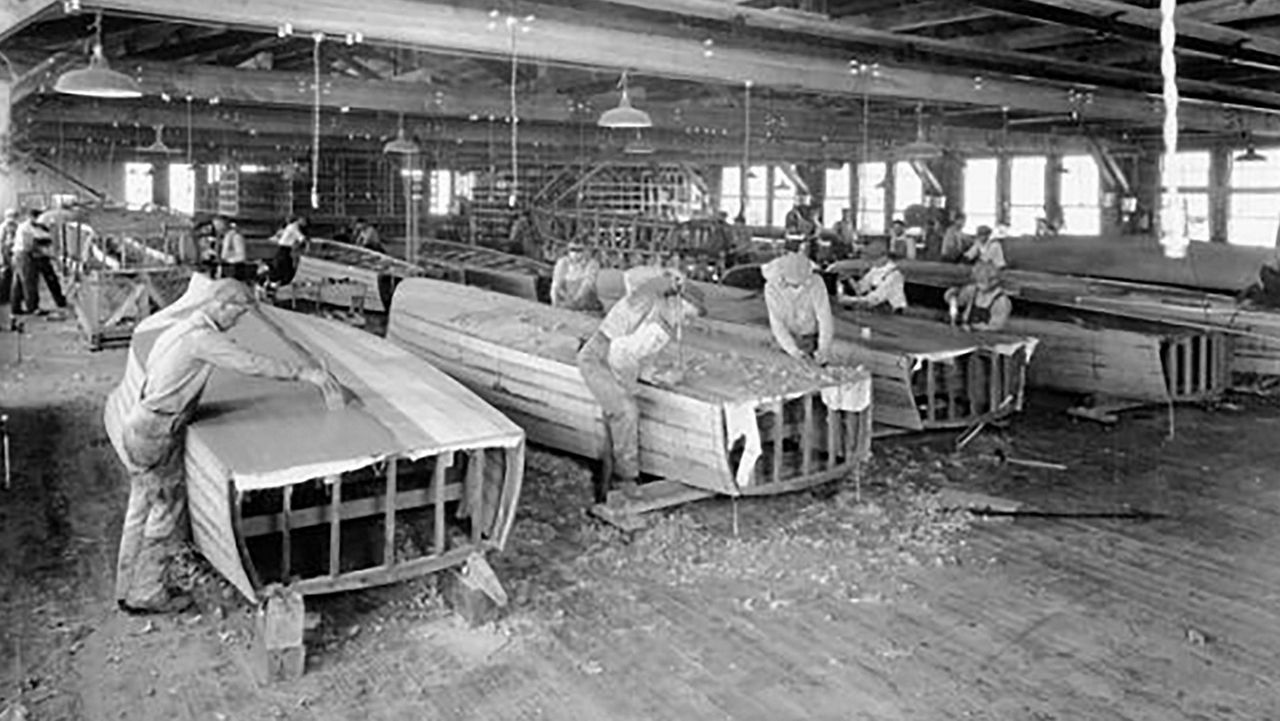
left=112, top=309, right=304, bottom=609
left=576, top=280, right=682, bottom=485
left=761, top=252, right=834, bottom=361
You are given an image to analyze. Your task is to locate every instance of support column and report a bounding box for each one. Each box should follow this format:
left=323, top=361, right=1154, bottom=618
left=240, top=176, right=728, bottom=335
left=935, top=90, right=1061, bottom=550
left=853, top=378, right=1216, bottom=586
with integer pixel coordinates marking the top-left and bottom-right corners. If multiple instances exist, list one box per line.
left=1208, top=145, right=1229, bottom=244
left=151, top=161, right=170, bottom=209
left=0, top=79, right=14, bottom=212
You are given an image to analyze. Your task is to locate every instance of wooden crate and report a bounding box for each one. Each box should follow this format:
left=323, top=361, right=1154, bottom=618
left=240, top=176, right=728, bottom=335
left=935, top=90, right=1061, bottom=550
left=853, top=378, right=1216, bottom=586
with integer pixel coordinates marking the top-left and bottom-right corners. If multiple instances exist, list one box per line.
left=70, top=266, right=191, bottom=350
left=388, top=279, right=873, bottom=498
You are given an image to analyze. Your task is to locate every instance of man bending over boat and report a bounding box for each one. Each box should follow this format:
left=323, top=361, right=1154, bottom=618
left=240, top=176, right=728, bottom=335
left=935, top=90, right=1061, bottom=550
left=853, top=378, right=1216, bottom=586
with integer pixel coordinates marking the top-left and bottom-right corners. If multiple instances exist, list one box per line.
left=107, top=279, right=343, bottom=614
left=761, top=250, right=834, bottom=365
left=577, top=268, right=704, bottom=503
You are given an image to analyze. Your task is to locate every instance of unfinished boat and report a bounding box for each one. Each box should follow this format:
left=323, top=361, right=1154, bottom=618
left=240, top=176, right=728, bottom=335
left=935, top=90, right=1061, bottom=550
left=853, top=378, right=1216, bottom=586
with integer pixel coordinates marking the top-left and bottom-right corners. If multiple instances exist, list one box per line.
left=841, top=259, right=1234, bottom=402
left=388, top=278, right=872, bottom=498
left=652, top=268, right=1036, bottom=432
left=417, top=238, right=552, bottom=302
left=103, top=274, right=525, bottom=603
left=285, top=238, right=435, bottom=313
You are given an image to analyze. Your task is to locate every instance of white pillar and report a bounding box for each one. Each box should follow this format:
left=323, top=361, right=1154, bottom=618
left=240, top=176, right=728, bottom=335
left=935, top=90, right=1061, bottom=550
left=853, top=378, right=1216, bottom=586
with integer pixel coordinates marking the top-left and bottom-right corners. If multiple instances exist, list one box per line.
left=0, top=78, right=14, bottom=212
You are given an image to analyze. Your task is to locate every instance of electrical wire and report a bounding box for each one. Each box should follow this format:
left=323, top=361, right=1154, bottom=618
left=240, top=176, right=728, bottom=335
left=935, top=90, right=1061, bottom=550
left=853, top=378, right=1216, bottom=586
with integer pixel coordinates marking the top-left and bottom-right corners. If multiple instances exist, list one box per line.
left=311, top=33, right=322, bottom=210
left=509, top=19, right=519, bottom=208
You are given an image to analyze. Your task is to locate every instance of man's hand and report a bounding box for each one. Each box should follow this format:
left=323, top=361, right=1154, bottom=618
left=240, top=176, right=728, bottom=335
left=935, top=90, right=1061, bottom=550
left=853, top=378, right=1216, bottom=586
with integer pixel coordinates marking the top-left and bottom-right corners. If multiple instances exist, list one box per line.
left=647, top=368, right=684, bottom=388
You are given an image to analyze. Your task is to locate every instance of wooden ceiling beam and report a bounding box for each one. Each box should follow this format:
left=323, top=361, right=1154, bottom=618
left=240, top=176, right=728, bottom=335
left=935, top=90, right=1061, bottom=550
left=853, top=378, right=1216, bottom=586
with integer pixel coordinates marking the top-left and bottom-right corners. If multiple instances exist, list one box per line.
left=51, top=0, right=1272, bottom=133
left=1179, top=0, right=1280, bottom=24
left=840, top=1, right=993, bottom=32
left=971, top=0, right=1280, bottom=71
left=0, top=0, right=60, bottom=44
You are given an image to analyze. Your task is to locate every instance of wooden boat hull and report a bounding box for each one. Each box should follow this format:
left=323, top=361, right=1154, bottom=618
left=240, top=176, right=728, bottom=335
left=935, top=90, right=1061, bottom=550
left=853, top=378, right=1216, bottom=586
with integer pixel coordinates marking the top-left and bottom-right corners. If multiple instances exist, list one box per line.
left=103, top=275, right=525, bottom=601
left=388, top=279, right=873, bottom=496
left=620, top=268, right=1036, bottom=431
left=418, top=238, right=552, bottom=302
left=288, top=239, right=434, bottom=313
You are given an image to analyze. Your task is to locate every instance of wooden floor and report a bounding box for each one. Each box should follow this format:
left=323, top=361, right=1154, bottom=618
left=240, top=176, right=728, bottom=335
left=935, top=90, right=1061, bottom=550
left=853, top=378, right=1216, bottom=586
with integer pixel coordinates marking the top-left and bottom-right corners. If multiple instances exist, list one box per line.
left=3, top=314, right=1280, bottom=720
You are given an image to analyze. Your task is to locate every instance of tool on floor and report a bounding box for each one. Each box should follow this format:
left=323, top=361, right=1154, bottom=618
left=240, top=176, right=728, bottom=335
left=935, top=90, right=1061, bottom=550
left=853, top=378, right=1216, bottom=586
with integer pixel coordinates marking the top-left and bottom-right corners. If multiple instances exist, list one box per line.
left=955, top=393, right=1016, bottom=450
left=992, top=448, right=1066, bottom=471
left=2, top=413, right=9, bottom=490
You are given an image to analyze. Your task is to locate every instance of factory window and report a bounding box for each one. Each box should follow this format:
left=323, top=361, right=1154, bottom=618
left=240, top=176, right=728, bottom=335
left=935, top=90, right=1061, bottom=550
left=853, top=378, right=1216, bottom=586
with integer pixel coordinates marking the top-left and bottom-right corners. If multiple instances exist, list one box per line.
left=1008, top=156, right=1046, bottom=235
left=1228, top=151, right=1280, bottom=246
left=428, top=170, right=475, bottom=216
left=771, top=166, right=801, bottom=230
left=857, top=162, right=886, bottom=234
left=893, top=162, right=923, bottom=219
left=719, top=165, right=742, bottom=219
left=168, top=163, right=195, bottom=216
left=1060, top=154, right=1100, bottom=235
left=1169, top=151, right=1210, bottom=242
left=963, top=158, right=998, bottom=231
left=124, top=162, right=154, bottom=211
left=824, top=163, right=852, bottom=231
left=744, top=165, right=768, bottom=226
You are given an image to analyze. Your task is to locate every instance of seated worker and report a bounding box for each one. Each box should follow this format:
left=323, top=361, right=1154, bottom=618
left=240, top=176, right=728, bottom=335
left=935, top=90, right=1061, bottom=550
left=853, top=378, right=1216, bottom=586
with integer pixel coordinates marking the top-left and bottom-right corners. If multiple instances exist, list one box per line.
left=940, top=212, right=969, bottom=261
left=837, top=237, right=907, bottom=313
left=550, top=241, right=603, bottom=314
left=577, top=269, right=705, bottom=502
left=961, top=224, right=1006, bottom=268
left=944, top=261, right=1012, bottom=332
left=761, top=250, right=833, bottom=365
left=1240, top=247, right=1280, bottom=308
left=887, top=218, right=916, bottom=259
left=352, top=217, right=386, bottom=254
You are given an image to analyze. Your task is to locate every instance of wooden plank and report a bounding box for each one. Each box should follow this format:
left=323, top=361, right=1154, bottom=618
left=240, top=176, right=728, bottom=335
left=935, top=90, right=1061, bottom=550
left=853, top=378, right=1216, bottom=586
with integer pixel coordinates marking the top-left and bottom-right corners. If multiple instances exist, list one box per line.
left=241, top=485, right=465, bottom=537
left=433, top=452, right=451, bottom=555
left=772, top=399, right=784, bottom=485
left=281, top=484, right=293, bottom=581
left=383, top=460, right=397, bottom=568
left=826, top=403, right=838, bottom=470
left=801, top=394, right=813, bottom=478
left=468, top=449, right=485, bottom=545
left=329, top=475, right=341, bottom=577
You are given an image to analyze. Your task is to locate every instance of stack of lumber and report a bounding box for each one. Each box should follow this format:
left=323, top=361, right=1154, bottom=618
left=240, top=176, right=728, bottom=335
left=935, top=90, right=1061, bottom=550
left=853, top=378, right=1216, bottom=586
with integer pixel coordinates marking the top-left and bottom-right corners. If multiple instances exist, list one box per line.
left=103, top=274, right=525, bottom=603
left=639, top=269, right=1037, bottom=432
left=388, top=279, right=873, bottom=497
left=285, top=239, right=435, bottom=313
left=833, top=259, right=1235, bottom=401
left=418, top=238, right=552, bottom=302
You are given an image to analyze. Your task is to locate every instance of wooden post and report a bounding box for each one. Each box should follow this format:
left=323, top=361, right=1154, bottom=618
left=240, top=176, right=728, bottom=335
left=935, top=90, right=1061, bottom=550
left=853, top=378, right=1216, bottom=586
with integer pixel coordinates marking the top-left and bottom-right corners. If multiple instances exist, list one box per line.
left=433, top=452, right=452, bottom=554
left=771, top=399, right=784, bottom=484
left=257, top=586, right=306, bottom=682
left=383, top=459, right=397, bottom=567
left=801, top=394, right=814, bottom=477
left=468, top=450, right=485, bottom=544
left=925, top=361, right=937, bottom=423
left=328, top=476, right=341, bottom=577
left=826, top=401, right=838, bottom=469
left=281, top=485, right=293, bottom=581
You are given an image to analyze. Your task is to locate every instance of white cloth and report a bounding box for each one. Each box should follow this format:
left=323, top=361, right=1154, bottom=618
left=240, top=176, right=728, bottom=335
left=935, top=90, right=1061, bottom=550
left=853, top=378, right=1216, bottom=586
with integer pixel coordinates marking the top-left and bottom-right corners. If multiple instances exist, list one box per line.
left=852, top=261, right=907, bottom=310
left=277, top=222, right=305, bottom=248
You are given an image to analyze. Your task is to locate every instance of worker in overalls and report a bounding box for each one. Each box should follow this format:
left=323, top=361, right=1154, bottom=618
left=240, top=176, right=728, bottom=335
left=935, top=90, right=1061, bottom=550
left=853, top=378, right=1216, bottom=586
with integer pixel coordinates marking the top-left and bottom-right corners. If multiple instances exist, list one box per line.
left=944, top=261, right=1012, bottom=332
left=576, top=268, right=704, bottom=502
left=550, top=241, right=603, bottom=314
left=836, top=237, right=907, bottom=313
left=108, top=279, right=342, bottom=613
left=761, top=250, right=834, bottom=365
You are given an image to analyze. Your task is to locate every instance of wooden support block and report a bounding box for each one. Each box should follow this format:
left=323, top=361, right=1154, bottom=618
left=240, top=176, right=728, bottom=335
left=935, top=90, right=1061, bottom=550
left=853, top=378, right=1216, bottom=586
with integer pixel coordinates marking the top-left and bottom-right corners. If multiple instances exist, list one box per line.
left=443, top=556, right=507, bottom=628
left=256, top=587, right=306, bottom=683
left=1066, top=406, right=1120, bottom=425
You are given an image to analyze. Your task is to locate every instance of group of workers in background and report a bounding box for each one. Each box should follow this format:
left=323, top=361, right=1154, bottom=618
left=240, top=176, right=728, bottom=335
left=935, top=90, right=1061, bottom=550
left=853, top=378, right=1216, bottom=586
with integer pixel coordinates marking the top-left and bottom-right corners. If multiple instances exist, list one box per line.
left=2, top=207, right=68, bottom=331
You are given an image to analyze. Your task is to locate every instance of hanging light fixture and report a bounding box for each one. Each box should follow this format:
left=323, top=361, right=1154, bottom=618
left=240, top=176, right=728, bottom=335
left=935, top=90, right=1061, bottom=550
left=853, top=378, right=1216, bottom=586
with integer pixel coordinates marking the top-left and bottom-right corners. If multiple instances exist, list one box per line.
left=1236, top=134, right=1267, bottom=162
left=598, top=70, right=652, bottom=129
left=55, top=12, right=142, bottom=99
left=383, top=114, right=421, bottom=155
left=896, top=103, right=942, bottom=160
left=134, top=124, right=178, bottom=154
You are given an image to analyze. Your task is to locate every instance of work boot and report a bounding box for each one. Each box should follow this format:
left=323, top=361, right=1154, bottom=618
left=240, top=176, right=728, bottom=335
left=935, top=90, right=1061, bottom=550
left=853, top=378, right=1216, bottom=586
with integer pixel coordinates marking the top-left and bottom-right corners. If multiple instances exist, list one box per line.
left=612, top=476, right=643, bottom=503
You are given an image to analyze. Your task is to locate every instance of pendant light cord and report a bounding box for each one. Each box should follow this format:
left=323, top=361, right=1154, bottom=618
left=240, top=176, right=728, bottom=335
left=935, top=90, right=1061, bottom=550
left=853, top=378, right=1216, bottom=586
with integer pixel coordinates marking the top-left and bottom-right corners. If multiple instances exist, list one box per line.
left=741, top=80, right=752, bottom=220
left=509, top=20, right=519, bottom=207
left=311, top=33, right=322, bottom=210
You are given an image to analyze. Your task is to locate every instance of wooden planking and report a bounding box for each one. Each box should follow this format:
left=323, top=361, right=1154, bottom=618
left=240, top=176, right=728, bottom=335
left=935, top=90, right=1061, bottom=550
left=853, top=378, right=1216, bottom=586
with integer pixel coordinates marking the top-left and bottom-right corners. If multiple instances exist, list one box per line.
left=1004, top=316, right=1171, bottom=402
left=184, top=435, right=257, bottom=602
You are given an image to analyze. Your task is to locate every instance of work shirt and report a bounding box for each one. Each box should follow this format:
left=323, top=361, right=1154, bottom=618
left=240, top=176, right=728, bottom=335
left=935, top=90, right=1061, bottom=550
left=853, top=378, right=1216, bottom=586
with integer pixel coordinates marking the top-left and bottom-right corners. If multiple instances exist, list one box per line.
left=0, top=219, right=16, bottom=260
left=596, top=289, right=676, bottom=392
left=355, top=225, right=384, bottom=253
left=219, top=229, right=247, bottom=264
left=276, top=222, right=306, bottom=248
left=138, top=310, right=303, bottom=422
left=940, top=226, right=967, bottom=260
left=551, top=255, right=602, bottom=311
left=951, top=284, right=1012, bottom=331
left=852, top=261, right=907, bottom=311
left=762, top=265, right=834, bottom=359
left=963, top=239, right=1006, bottom=268
left=11, top=219, right=44, bottom=256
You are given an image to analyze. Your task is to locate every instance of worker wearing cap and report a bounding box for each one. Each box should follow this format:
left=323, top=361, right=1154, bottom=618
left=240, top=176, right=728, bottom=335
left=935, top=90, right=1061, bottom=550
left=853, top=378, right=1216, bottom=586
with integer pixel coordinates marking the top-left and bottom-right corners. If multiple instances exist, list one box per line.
left=962, top=224, right=1007, bottom=268
left=550, top=241, right=603, bottom=314
left=107, top=279, right=343, bottom=613
left=944, top=261, right=1012, bottom=332
left=269, top=215, right=308, bottom=284
left=761, top=250, right=834, bottom=365
left=837, top=237, right=907, bottom=313
left=576, top=268, right=704, bottom=501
